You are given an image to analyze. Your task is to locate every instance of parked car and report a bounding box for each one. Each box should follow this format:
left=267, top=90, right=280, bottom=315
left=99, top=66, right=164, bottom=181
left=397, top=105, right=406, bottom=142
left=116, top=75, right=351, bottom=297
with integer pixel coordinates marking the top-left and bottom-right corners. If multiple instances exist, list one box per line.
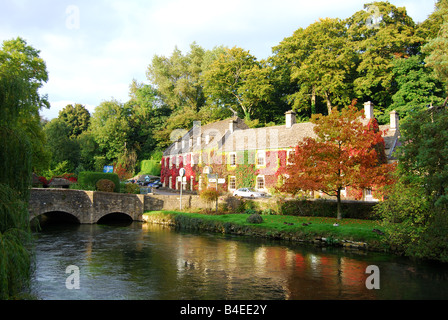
left=233, top=188, right=266, bottom=198
left=147, top=179, right=163, bottom=189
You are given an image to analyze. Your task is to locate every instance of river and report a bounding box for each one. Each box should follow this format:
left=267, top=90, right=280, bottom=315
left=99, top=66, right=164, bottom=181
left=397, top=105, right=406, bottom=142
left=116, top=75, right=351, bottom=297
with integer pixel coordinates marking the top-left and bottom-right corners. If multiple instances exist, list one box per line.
left=30, top=222, right=448, bottom=300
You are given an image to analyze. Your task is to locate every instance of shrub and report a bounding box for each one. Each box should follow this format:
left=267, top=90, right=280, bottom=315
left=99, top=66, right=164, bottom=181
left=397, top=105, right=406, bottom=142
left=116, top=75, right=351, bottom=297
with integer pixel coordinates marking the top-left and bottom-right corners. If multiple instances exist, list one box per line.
left=246, top=213, right=263, bottom=224
left=200, top=188, right=220, bottom=212
left=125, top=183, right=141, bottom=194
left=96, top=179, right=115, bottom=192
left=78, top=171, right=120, bottom=192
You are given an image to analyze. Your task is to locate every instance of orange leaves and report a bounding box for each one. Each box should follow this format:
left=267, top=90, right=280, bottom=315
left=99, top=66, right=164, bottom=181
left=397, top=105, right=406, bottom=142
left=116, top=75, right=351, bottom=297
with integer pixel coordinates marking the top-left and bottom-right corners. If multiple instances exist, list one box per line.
left=278, top=105, right=396, bottom=197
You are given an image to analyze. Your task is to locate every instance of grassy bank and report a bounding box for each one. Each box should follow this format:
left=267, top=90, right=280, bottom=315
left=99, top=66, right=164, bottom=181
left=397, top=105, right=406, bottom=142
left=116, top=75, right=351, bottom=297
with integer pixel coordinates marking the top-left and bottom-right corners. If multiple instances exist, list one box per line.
left=143, top=211, right=388, bottom=251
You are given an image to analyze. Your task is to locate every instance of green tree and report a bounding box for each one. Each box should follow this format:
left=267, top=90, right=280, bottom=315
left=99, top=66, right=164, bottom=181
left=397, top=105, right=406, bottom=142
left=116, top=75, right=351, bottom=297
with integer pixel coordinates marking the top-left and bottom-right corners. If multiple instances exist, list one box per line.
left=202, top=46, right=273, bottom=121
left=89, top=99, right=132, bottom=163
left=347, top=2, right=422, bottom=113
left=43, top=118, right=80, bottom=174
left=58, top=103, right=91, bottom=139
left=376, top=106, right=448, bottom=262
left=422, top=0, right=448, bottom=105
left=147, top=42, right=207, bottom=112
left=0, top=37, right=48, bottom=299
left=127, top=80, right=170, bottom=159
left=275, top=18, right=355, bottom=116
left=383, top=54, right=445, bottom=122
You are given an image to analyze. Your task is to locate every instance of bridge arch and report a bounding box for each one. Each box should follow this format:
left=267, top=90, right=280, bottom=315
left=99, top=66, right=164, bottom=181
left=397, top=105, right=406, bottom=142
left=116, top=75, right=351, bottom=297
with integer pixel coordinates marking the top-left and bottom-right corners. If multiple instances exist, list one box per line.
left=29, top=189, right=146, bottom=225
left=97, top=212, right=134, bottom=224
left=31, top=210, right=81, bottom=227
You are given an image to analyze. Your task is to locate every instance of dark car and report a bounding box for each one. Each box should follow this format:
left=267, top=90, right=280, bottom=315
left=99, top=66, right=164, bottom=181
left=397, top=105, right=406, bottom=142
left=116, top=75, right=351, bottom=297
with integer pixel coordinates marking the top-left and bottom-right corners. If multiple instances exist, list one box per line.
left=147, top=179, right=162, bottom=189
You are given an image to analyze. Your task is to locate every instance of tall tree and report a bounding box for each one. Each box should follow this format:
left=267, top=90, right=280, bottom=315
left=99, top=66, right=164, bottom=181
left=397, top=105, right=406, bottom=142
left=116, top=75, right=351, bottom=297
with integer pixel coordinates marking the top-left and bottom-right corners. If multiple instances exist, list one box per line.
left=422, top=0, right=448, bottom=105
left=146, top=42, right=207, bottom=112
left=347, top=1, right=423, bottom=114
left=0, top=37, right=48, bottom=298
left=58, top=103, right=91, bottom=139
left=202, top=46, right=273, bottom=120
left=277, top=104, right=395, bottom=219
left=384, top=54, right=445, bottom=122
left=274, top=18, right=356, bottom=116
left=89, top=99, right=132, bottom=163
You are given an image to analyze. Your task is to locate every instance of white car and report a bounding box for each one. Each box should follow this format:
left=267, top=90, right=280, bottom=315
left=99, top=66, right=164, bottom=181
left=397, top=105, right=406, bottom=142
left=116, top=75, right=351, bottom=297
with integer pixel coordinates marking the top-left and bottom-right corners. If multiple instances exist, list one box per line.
left=233, top=188, right=266, bottom=198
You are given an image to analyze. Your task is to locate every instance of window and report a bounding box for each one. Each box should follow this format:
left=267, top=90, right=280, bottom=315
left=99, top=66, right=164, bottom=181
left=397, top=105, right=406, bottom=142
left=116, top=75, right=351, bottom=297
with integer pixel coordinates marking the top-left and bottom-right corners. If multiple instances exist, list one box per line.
left=229, top=153, right=236, bottom=166
left=229, top=176, right=236, bottom=190
left=256, top=176, right=265, bottom=190
left=190, top=153, right=195, bottom=165
left=256, top=151, right=265, bottom=167
left=183, top=154, right=187, bottom=166
left=169, top=156, right=173, bottom=168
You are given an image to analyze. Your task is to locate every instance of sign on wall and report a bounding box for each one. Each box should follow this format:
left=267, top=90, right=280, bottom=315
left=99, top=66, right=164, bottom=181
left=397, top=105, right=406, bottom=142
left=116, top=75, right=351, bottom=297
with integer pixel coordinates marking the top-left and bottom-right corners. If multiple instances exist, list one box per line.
left=103, top=166, right=114, bottom=173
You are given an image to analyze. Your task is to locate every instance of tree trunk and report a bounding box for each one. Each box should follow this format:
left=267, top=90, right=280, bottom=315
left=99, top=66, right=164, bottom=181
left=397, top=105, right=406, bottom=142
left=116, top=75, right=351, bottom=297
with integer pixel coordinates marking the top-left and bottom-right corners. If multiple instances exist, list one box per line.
left=325, top=91, right=332, bottom=115
left=336, top=188, right=342, bottom=220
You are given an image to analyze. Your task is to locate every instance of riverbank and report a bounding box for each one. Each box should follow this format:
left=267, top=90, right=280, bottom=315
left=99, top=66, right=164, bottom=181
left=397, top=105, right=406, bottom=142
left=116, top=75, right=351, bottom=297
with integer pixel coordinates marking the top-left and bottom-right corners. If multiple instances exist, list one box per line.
left=142, top=211, right=389, bottom=252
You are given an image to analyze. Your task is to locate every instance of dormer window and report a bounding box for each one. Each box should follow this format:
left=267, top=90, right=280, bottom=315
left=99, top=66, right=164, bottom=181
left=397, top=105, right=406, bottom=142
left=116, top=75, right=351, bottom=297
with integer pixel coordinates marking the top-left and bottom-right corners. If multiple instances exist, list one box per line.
left=206, top=135, right=210, bottom=144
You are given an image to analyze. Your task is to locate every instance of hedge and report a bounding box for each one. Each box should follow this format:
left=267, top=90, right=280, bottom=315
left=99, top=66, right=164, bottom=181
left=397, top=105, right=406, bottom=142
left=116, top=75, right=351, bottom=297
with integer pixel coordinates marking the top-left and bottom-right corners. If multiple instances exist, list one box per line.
left=139, top=160, right=161, bottom=176
left=278, top=199, right=377, bottom=220
left=78, top=172, right=120, bottom=193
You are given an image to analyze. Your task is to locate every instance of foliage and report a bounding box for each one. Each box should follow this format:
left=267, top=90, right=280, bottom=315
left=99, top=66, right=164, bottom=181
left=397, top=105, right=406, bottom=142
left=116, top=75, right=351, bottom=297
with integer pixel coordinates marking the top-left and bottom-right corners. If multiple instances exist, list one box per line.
left=125, top=183, right=141, bottom=194
left=346, top=1, right=423, bottom=112
left=58, top=104, right=91, bottom=139
left=384, top=54, right=445, bottom=123
left=277, top=104, right=396, bottom=219
left=202, top=46, right=273, bottom=120
left=89, top=99, right=131, bottom=162
left=78, top=172, right=120, bottom=193
left=0, top=37, right=49, bottom=299
left=422, top=0, right=448, bottom=102
left=397, top=107, right=448, bottom=205
left=139, top=160, right=161, bottom=176
left=43, top=118, right=80, bottom=173
left=276, top=18, right=355, bottom=115
left=199, top=188, right=220, bottom=212
left=95, top=179, right=116, bottom=193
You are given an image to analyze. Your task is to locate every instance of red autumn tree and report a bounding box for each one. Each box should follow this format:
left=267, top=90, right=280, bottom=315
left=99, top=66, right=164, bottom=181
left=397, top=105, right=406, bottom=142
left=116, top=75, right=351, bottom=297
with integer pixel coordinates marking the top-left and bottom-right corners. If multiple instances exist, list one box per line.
left=277, top=105, right=396, bottom=220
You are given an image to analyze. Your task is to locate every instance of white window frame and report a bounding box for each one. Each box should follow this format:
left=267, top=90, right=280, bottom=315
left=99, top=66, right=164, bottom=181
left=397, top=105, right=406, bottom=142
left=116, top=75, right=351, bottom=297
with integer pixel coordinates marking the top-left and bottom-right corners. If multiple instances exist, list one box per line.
left=256, top=175, right=265, bottom=191
left=229, top=152, right=236, bottom=166
left=256, top=151, right=266, bottom=167
left=228, top=176, right=236, bottom=191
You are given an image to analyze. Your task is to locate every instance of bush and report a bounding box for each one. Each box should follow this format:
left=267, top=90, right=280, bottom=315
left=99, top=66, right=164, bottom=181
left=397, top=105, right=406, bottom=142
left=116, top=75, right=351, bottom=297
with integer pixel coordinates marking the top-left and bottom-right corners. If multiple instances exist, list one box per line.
left=96, top=179, right=115, bottom=192
left=78, top=171, right=120, bottom=192
left=125, top=183, right=141, bottom=194
left=246, top=213, right=263, bottom=224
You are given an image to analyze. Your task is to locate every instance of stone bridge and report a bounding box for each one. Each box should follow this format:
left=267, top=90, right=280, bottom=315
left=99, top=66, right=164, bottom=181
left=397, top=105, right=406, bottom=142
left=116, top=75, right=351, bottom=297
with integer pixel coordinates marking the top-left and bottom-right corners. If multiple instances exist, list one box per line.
left=29, top=188, right=210, bottom=224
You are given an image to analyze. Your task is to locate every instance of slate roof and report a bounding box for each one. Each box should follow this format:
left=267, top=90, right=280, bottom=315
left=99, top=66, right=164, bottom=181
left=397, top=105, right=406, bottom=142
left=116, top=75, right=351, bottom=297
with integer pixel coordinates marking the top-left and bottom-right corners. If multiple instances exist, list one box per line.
left=163, top=113, right=400, bottom=162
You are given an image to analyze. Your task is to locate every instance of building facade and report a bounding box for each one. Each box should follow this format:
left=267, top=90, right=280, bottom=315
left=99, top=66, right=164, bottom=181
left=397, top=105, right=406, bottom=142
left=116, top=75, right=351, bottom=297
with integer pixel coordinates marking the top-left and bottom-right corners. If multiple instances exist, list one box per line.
left=161, top=102, right=400, bottom=200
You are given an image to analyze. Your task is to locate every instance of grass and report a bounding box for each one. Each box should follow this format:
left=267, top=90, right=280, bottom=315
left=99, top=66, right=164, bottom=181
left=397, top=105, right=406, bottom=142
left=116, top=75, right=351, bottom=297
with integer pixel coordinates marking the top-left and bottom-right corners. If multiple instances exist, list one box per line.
left=143, top=211, right=385, bottom=244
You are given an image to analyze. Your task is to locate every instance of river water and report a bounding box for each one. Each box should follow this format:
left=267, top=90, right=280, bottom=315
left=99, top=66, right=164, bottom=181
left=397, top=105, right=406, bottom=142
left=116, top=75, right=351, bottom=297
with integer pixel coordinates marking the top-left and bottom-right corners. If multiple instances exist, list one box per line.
left=30, top=222, right=448, bottom=300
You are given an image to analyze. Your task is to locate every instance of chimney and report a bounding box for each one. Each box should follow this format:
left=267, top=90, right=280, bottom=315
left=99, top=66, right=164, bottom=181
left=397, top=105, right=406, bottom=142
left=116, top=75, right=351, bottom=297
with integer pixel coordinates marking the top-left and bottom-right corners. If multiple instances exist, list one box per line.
left=364, top=101, right=374, bottom=119
left=390, top=110, right=399, bottom=130
left=229, top=119, right=236, bottom=133
left=285, top=110, right=296, bottom=129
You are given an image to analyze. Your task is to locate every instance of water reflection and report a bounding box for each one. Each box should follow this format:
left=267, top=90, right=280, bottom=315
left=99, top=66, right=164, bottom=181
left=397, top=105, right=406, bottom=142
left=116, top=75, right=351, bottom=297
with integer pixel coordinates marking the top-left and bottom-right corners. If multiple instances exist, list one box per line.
left=30, top=222, right=448, bottom=300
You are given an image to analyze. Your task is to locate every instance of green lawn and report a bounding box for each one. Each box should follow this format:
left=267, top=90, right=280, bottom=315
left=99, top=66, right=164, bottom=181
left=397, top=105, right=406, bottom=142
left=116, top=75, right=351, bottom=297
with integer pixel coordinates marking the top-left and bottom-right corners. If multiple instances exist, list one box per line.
left=144, top=211, right=384, bottom=244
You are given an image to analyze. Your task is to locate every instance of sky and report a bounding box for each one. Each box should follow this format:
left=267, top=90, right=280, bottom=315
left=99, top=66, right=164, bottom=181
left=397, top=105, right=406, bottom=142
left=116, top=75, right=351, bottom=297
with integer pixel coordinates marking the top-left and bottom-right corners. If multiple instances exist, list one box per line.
left=0, top=0, right=438, bottom=120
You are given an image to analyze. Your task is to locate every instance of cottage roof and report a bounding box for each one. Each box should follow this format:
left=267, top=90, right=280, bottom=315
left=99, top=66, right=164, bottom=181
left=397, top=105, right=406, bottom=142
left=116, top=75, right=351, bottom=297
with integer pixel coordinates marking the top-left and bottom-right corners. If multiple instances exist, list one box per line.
left=163, top=113, right=400, bottom=162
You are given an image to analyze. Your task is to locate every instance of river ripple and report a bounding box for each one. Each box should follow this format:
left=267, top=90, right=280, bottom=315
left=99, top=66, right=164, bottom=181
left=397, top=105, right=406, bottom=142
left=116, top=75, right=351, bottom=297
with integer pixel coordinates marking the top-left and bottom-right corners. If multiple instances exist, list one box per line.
left=30, top=222, right=448, bottom=300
